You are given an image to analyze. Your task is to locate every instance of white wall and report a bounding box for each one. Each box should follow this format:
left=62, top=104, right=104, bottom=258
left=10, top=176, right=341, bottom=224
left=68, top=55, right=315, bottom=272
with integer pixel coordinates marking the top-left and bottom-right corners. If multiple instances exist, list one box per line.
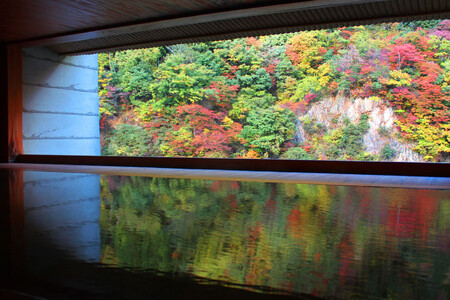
left=22, top=47, right=100, bottom=155
left=20, top=48, right=102, bottom=271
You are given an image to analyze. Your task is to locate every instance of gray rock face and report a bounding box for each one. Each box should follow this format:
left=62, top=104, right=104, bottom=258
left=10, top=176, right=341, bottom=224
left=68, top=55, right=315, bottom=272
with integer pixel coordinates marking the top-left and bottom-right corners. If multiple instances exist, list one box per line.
left=297, top=92, right=424, bottom=162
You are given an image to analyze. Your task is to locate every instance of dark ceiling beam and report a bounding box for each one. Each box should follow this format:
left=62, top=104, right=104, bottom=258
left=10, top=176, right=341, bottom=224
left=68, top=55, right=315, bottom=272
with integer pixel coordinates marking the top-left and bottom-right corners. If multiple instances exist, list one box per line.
left=14, top=0, right=386, bottom=48
left=60, top=11, right=447, bottom=56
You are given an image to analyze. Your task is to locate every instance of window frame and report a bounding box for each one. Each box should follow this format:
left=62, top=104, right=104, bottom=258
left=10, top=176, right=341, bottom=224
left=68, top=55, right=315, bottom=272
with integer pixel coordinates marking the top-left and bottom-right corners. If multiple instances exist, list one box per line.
left=13, top=154, right=449, bottom=177
left=2, top=23, right=449, bottom=178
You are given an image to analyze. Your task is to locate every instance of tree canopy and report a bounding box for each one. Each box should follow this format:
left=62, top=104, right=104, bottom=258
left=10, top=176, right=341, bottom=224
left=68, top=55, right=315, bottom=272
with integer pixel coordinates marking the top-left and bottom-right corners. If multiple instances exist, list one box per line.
left=100, top=20, right=450, bottom=162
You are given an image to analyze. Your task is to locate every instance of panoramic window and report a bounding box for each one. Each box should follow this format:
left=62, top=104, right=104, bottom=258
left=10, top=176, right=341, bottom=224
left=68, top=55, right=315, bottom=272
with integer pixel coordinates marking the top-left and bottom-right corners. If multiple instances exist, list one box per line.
left=98, top=20, right=449, bottom=162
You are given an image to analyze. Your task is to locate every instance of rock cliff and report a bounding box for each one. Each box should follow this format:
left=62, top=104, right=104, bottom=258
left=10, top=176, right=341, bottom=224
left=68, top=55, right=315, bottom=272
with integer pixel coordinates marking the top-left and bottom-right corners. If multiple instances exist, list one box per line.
left=298, top=92, right=424, bottom=162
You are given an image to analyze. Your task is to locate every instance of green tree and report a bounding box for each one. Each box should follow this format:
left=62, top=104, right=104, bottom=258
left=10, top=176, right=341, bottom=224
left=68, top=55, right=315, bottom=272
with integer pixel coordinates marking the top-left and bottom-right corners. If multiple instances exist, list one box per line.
left=381, top=143, right=396, bottom=160
left=281, top=147, right=313, bottom=160
left=102, top=124, right=157, bottom=156
left=240, top=106, right=296, bottom=157
left=149, top=55, right=216, bottom=109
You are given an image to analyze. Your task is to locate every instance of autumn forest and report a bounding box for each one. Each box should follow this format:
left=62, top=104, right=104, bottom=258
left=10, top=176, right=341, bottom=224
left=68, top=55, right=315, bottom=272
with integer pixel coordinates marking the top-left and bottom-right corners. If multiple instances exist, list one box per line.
left=99, top=20, right=449, bottom=162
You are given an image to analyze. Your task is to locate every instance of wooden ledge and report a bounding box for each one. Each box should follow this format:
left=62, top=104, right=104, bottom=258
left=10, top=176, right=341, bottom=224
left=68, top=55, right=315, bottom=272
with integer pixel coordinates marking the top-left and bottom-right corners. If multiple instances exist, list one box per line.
left=1, top=163, right=449, bottom=189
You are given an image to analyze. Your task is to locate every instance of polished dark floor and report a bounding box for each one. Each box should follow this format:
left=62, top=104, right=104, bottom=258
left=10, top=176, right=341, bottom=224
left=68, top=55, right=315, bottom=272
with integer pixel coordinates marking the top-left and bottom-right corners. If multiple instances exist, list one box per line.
left=1, top=165, right=449, bottom=299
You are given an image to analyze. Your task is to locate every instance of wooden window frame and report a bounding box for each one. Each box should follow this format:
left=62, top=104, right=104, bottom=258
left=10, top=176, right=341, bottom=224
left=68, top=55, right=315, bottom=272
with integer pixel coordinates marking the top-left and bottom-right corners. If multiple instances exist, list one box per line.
left=1, top=43, right=448, bottom=178
left=1, top=44, right=23, bottom=164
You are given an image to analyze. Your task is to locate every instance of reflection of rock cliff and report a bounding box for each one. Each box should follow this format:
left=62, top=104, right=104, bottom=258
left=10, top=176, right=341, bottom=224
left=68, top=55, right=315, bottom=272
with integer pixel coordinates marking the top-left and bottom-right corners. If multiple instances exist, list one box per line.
left=299, top=92, right=424, bottom=162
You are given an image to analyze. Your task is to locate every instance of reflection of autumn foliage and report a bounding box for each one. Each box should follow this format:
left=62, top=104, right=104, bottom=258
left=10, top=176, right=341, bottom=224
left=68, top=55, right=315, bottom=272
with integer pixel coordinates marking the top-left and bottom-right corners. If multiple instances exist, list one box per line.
left=387, top=191, right=439, bottom=240
left=338, top=236, right=354, bottom=271
left=244, top=223, right=267, bottom=285
left=286, top=208, right=304, bottom=239
left=100, top=177, right=449, bottom=298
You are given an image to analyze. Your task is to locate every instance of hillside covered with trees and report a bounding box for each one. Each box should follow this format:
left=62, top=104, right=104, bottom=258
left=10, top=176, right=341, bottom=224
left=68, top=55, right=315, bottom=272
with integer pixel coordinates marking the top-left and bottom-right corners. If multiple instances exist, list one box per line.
left=99, top=20, right=449, bottom=162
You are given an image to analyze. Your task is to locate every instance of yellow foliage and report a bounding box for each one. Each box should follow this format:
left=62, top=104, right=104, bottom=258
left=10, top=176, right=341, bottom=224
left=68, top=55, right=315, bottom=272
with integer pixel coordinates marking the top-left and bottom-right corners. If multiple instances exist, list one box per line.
left=387, top=70, right=413, bottom=87
left=221, top=116, right=234, bottom=128
left=368, top=96, right=381, bottom=101
left=243, top=149, right=260, bottom=159
left=278, top=77, right=298, bottom=103
left=317, top=63, right=331, bottom=87
left=397, top=118, right=450, bottom=161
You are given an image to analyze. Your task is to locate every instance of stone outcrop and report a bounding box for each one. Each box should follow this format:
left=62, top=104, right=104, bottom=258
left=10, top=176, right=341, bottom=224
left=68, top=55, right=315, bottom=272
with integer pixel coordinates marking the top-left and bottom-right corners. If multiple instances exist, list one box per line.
left=297, top=92, right=424, bottom=162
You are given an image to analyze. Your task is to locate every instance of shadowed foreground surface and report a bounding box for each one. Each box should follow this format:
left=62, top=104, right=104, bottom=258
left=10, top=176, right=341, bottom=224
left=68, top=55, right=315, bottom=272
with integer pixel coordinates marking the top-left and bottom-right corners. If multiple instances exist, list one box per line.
left=0, top=167, right=449, bottom=299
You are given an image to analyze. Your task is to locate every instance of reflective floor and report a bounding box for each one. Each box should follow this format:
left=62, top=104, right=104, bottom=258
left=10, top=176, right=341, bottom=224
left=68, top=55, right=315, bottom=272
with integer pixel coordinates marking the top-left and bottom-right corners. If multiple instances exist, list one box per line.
left=1, top=166, right=449, bottom=299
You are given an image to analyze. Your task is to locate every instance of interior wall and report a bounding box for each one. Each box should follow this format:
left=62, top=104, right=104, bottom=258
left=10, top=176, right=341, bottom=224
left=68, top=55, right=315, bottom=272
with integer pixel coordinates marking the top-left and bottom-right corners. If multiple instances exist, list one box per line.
left=22, top=46, right=100, bottom=155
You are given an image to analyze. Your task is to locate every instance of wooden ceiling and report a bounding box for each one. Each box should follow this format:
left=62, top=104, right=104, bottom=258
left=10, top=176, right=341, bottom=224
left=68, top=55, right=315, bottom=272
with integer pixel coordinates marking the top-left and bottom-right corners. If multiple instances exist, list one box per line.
left=0, top=0, right=308, bottom=43
left=1, top=0, right=448, bottom=55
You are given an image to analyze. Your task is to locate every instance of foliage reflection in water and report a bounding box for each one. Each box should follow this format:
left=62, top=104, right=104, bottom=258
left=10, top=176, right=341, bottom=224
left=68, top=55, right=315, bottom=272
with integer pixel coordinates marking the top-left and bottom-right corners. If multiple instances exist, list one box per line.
left=100, top=176, right=450, bottom=299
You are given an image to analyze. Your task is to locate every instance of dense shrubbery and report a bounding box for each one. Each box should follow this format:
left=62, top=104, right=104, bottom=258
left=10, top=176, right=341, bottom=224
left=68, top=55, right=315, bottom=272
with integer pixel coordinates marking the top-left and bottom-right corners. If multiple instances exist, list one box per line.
left=280, top=147, right=312, bottom=160
left=381, top=143, right=397, bottom=160
left=102, top=124, right=156, bottom=157
left=100, top=20, right=449, bottom=161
